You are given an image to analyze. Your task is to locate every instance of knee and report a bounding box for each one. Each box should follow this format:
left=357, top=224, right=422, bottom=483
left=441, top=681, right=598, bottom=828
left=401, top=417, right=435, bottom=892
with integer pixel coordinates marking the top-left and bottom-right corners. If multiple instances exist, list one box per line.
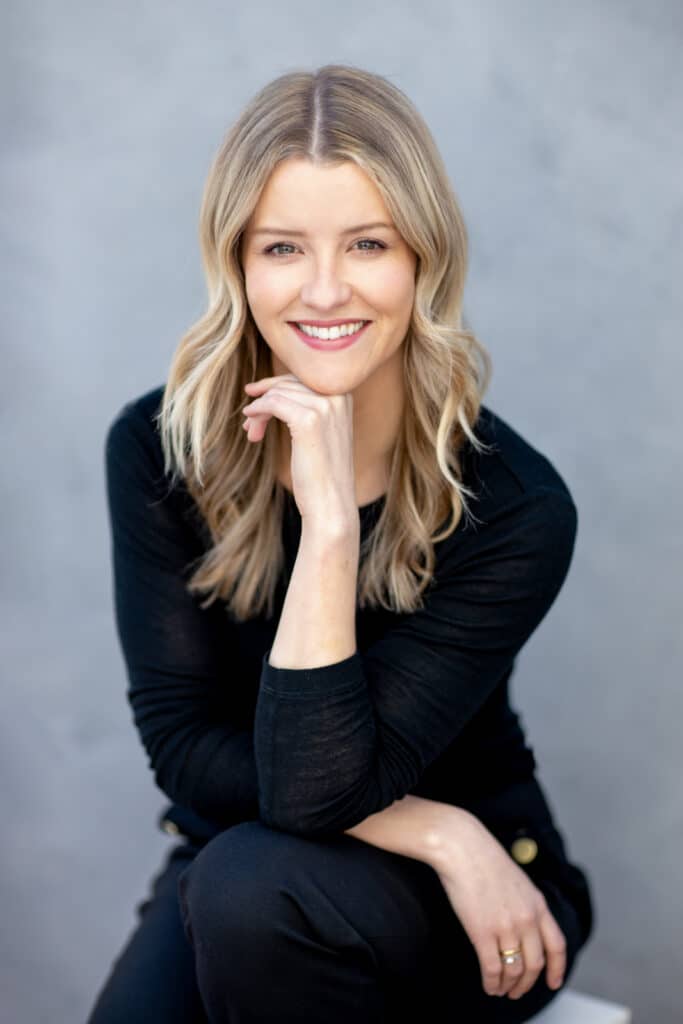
left=177, top=820, right=303, bottom=951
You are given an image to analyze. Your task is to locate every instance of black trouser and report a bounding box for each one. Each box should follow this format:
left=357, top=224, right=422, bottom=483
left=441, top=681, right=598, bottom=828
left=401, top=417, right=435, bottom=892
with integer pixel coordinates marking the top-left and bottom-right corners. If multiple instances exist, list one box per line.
left=85, top=778, right=594, bottom=1023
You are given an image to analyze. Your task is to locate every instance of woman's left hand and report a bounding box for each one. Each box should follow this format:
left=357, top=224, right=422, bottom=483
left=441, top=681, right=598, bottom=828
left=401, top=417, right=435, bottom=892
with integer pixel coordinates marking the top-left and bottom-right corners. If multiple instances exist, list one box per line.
left=432, top=809, right=567, bottom=999
left=242, top=373, right=357, bottom=531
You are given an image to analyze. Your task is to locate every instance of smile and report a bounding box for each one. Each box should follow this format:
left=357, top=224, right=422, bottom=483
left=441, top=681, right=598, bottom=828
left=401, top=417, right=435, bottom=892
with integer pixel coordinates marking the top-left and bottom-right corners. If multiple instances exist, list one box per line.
left=287, top=321, right=371, bottom=351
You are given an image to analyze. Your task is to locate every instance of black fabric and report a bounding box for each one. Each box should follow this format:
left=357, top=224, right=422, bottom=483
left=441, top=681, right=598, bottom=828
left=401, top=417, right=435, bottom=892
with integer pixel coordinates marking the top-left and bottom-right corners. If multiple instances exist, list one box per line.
left=176, top=817, right=587, bottom=1023
left=86, top=802, right=589, bottom=1024
left=85, top=840, right=207, bottom=1023
left=104, top=385, right=585, bottom=865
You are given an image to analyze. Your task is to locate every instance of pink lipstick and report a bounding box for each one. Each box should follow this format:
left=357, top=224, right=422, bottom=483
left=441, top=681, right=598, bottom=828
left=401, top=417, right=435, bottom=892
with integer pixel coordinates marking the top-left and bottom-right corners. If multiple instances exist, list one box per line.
left=287, top=321, right=371, bottom=351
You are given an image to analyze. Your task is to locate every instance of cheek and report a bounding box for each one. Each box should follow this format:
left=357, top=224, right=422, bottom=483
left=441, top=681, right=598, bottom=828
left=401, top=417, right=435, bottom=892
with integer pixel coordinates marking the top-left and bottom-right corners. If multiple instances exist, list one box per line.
left=367, top=262, right=415, bottom=315
left=244, top=265, right=292, bottom=311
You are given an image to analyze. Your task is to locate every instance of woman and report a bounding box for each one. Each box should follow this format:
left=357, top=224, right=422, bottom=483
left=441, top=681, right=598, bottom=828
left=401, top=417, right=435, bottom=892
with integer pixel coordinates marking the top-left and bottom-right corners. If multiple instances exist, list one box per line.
left=88, top=64, right=594, bottom=1023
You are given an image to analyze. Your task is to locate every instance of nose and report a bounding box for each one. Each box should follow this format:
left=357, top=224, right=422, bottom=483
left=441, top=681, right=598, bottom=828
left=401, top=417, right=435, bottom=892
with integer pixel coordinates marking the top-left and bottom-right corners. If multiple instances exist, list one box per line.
left=299, top=261, right=353, bottom=312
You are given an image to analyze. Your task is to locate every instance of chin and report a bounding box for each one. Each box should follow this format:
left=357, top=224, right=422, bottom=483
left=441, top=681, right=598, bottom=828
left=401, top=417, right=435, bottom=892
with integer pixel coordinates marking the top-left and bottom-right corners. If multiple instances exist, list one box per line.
left=310, top=368, right=364, bottom=396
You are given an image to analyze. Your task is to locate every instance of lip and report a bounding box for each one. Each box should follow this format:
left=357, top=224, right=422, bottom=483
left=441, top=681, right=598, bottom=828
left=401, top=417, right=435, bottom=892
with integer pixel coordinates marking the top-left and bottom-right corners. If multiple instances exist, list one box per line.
left=292, top=318, right=371, bottom=327
left=288, top=321, right=371, bottom=351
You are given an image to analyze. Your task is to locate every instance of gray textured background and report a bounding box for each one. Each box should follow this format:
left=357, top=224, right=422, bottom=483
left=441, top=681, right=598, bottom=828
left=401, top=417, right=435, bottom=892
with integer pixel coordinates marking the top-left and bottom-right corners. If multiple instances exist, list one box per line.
left=3, top=1, right=681, bottom=1021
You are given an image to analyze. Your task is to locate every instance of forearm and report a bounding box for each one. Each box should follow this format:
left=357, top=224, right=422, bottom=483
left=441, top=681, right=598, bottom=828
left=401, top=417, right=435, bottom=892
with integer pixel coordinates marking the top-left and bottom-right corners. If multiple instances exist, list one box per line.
left=343, top=793, right=473, bottom=870
left=268, top=520, right=360, bottom=669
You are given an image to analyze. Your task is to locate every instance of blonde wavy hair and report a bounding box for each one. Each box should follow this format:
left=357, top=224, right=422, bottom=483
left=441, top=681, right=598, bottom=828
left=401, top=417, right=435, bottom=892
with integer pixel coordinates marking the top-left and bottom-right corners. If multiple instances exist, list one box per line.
left=156, top=63, right=494, bottom=622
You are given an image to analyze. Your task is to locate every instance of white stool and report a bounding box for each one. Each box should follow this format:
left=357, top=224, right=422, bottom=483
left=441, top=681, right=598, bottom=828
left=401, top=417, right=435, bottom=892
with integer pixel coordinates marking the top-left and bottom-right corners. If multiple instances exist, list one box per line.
left=528, top=988, right=632, bottom=1023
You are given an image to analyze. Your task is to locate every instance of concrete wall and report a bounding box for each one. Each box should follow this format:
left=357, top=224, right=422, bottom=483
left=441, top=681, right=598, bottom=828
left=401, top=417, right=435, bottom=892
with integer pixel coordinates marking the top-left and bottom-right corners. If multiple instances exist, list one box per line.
left=3, top=1, right=680, bottom=1019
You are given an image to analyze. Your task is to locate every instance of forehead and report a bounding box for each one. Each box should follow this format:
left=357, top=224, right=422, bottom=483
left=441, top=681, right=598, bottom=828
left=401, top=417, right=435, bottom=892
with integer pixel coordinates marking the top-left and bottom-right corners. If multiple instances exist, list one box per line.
left=247, top=158, right=392, bottom=231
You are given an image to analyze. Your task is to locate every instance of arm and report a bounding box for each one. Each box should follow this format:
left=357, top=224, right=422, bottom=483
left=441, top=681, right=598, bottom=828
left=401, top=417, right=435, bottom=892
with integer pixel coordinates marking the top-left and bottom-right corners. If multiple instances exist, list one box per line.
left=105, top=399, right=260, bottom=827
left=268, top=517, right=468, bottom=868
left=268, top=519, right=359, bottom=669
left=255, top=487, right=578, bottom=838
left=342, top=792, right=467, bottom=867
left=346, top=792, right=570, bottom=998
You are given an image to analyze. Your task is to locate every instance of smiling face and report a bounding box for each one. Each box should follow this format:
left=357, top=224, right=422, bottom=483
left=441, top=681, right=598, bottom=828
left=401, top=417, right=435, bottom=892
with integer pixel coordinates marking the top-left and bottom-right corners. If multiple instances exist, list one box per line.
left=239, top=157, right=417, bottom=397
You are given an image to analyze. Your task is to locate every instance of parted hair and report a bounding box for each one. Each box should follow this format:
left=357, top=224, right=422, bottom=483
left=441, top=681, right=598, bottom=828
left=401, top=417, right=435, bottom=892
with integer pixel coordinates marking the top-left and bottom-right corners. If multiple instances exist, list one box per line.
left=156, top=63, right=494, bottom=622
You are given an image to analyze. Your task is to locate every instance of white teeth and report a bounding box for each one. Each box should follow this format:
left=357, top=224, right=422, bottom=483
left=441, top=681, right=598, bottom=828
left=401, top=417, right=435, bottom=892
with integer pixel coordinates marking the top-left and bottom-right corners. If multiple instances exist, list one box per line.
left=296, top=320, right=367, bottom=340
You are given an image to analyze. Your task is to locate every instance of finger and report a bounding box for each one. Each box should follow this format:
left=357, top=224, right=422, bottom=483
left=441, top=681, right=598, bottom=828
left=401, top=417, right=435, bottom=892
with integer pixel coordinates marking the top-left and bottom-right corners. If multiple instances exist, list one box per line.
left=242, top=414, right=270, bottom=443
left=242, top=391, right=324, bottom=423
left=495, top=930, right=525, bottom=996
left=475, top=934, right=504, bottom=997
left=505, top=924, right=545, bottom=1000
left=241, top=408, right=273, bottom=433
left=244, top=381, right=350, bottom=419
left=537, top=903, right=567, bottom=992
left=241, top=391, right=318, bottom=438
left=244, top=374, right=300, bottom=393
left=244, top=377, right=350, bottom=408
left=241, top=393, right=297, bottom=442
left=244, top=382, right=327, bottom=409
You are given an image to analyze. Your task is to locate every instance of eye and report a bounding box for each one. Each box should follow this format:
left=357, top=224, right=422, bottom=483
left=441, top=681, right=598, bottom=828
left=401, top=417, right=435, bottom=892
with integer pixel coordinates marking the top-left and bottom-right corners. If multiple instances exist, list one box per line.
left=355, top=238, right=386, bottom=252
left=263, top=238, right=387, bottom=257
left=264, top=242, right=297, bottom=256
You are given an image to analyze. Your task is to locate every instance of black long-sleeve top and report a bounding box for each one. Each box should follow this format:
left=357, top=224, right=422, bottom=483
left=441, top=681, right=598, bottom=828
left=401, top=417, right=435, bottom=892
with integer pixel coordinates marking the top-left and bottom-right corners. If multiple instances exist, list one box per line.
left=104, top=385, right=578, bottom=843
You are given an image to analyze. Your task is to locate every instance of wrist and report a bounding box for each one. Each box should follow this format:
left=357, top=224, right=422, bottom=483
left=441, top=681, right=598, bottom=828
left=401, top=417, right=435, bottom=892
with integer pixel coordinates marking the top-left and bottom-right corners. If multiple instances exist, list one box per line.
left=300, top=516, right=360, bottom=552
left=344, top=795, right=477, bottom=869
left=427, top=805, right=484, bottom=874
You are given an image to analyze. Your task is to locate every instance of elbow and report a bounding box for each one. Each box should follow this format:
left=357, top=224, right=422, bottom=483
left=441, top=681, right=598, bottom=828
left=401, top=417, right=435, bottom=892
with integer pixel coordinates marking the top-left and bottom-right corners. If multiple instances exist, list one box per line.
left=256, top=789, right=319, bottom=838
left=257, top=783, right=379, bottom=841
left=152, top=757, right=189, bottom=809
left=259, top=811, right=324, bottom=839
left=260, top=808, right=347, bottom=841
left=144, top=732, right=197, bottom=810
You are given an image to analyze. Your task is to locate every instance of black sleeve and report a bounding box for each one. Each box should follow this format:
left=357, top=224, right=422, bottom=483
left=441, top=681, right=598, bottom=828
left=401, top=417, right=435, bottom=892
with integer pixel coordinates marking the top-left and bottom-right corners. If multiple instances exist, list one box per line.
left=254, top=488, right=578, bottom=838
left=104, top=402, right=260, bottom=826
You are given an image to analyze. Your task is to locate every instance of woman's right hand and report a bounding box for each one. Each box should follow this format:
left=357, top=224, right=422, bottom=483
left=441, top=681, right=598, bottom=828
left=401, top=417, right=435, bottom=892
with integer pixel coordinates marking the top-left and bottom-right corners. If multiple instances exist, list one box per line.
left=431, top=808, right=567, bottom=1000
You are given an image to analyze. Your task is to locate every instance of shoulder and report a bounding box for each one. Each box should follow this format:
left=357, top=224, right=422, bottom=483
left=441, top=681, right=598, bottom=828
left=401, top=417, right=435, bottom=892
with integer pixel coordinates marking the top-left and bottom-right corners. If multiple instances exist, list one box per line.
left=103, top=387, right=214, bottom=579
left=105, top=382, right=165, bottom=443
left=450, top=403, right=579, bottom=558
left=104, top=384, right=212, bottom=543
left=471, top=403, right=575, bottom=505
left=104, top=383, right=166, bottom=482
left=464, top=403, right=577, bottom=528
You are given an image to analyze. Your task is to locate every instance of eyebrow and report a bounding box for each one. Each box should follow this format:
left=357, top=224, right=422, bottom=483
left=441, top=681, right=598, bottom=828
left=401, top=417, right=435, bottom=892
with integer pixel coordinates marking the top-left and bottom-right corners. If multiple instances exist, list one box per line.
left=251, top=221, right=396, bottom=237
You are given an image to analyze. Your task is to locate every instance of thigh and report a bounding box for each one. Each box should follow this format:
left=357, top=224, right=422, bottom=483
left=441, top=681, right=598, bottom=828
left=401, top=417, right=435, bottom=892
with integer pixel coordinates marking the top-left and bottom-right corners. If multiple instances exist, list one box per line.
left=86, top=840, right=208, bottom=1024
left=181, top=819, right=576, bottom=1021
left=321, top=824, right=588, bottom=1023
left=178, top=819, right=451, bottom=1020
left=177, top=797, right=592, bottom=1024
